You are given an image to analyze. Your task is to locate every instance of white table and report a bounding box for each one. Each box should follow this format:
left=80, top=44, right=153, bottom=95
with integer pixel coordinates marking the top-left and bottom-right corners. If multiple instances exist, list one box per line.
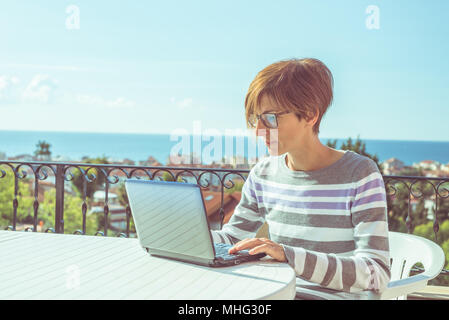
left=0, top=231, right=296, bottom=300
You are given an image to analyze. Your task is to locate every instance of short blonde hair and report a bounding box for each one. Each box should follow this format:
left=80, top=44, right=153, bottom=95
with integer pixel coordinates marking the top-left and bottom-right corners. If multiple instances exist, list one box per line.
left=244, top=58, right=334, bottom=135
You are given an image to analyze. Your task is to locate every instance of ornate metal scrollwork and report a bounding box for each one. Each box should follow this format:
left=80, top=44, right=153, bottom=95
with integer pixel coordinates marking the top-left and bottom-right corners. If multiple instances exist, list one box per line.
left=384, top=176, right=449, bottom=242
left=1, top=160, right=449, bottom=277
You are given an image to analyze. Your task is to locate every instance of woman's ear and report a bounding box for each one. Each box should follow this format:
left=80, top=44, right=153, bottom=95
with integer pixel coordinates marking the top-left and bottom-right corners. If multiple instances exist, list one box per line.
left=304, top=108, right=319, bottom=128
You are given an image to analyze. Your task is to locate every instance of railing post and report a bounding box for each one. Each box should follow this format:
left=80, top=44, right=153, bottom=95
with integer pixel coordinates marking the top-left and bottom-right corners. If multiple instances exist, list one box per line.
left=55, top=164, right=65, bottom=233
left=12, top=174, right=19, bottom=231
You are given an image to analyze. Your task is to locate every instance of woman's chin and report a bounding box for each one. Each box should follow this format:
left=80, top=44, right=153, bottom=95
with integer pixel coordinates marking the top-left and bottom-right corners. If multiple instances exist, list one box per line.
left=267, top=145, right=281, bottom=156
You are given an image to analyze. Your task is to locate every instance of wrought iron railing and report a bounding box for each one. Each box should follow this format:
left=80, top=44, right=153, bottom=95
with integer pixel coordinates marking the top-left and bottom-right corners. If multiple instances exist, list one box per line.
left=383, top=175, right=449, bottom=239
left=0, top=160, right=249, bottom=236
left=1, top=160, right=449, bottom=275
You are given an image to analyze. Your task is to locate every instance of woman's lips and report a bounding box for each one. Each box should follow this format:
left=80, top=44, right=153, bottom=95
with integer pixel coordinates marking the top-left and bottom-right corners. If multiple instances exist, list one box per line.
left=266, top=140, right=277, bottom=147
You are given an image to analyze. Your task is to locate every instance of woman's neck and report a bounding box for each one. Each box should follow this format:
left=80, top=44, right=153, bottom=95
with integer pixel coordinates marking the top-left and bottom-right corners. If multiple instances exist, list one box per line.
left=285, top=143, right=344, bottom=172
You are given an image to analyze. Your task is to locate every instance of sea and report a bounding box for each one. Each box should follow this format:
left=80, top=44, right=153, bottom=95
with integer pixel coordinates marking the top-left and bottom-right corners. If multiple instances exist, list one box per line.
left=0, top=130, right=448, bottom=166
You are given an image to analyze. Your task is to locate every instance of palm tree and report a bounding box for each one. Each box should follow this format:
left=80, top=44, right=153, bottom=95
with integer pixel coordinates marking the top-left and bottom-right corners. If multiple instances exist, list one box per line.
left=34, top=140, right=52, bottom=161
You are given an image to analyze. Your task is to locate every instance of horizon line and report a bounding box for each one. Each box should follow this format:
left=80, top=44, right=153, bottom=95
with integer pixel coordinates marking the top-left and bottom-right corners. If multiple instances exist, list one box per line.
left=0, top=129, right=448, bottom=143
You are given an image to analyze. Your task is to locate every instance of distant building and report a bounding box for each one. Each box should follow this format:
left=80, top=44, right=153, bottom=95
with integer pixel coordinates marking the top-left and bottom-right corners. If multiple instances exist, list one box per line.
left=107, top=157, right=125, bottom=164
left=7, top=154, right=34, bottom=161
left=413, top=160, right=441, bottom=171
left=121, top=158, right=136, bottom=166
left=424, top=170, right=449, bottom=178
left=381, top=158, right=405, bottom=175
left=442, top=163, right=449, bottom=173
left=424, top=199, right=436, bottom=220
left=139, top=156, right=162, bottom=167
left=51, top=155, right=72, bottom=162
left=35, top=154, right=51, bottom=162
left=166, top=153, right=201, bottom=167
left=93, top=190, right=119, bottom=204
left=89, top=204, right=128, bottom=232
left=24, top=178, right=75, bottom=204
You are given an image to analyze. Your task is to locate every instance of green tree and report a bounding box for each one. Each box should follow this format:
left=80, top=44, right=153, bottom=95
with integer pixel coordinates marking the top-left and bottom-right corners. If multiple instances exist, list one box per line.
left=153, top=171, right=183, bottom=182
left=39, top=189, right=97, bottom=235
left=415, top=221, right=447, bottom=243
left=224, top=180, right=245, bottom=194
left=117, top=181, right=129, bottom=206
left=387, top=175, right=449, bottom=234
left=161, top=171, right=184, bottom=182
left=0, top=173, right=34, bottom=229
left=34, top=140, right=52, bottom=160
left=70, top=156, right=110, bottom=199
left=413, top=220, right=449, bottom=286
left=162, top=171, right=176, bottom=181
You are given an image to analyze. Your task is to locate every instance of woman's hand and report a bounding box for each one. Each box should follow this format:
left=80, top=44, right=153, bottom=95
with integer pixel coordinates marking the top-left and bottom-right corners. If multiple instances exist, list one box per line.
left=228, top=238, right=287, bottom=262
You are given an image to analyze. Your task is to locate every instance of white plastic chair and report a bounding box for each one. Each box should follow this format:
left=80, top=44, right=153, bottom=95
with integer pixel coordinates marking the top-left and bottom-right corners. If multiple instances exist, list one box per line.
left=380, top=231, right=446, bottom=300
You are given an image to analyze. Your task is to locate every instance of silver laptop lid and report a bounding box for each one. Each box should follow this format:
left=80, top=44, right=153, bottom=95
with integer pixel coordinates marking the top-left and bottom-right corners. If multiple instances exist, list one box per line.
left=125, top=179, right=215, bottom=261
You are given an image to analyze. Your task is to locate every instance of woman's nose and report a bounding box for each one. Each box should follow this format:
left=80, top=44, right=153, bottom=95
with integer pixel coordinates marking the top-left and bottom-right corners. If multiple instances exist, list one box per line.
left=255, top=120, right=270, bottom=138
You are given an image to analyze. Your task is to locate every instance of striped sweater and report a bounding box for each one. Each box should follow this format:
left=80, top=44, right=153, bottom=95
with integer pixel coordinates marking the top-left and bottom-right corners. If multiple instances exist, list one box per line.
left=211, top=150, right=391, bottom=300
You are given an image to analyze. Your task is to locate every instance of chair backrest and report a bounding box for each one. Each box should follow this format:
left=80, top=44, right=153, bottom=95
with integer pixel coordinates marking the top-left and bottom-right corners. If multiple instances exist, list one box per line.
left=389, top=231, right=446, bottom=281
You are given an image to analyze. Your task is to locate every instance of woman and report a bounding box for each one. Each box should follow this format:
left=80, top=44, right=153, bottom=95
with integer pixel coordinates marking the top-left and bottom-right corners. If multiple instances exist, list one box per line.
left=211, top=58, right=391, bottom=300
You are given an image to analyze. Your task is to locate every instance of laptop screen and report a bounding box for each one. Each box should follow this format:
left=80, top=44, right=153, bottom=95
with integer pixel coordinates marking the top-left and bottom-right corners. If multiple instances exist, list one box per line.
left=125, top=179, right=215, bottom=260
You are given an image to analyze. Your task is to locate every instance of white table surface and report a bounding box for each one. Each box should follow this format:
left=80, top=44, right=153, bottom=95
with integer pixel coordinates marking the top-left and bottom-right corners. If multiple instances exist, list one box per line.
left=0, top=231, right=296, bottom=300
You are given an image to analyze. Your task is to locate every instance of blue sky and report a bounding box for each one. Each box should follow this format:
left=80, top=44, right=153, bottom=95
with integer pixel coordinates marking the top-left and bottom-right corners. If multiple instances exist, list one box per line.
left=0, top=0, right=448, bottom=141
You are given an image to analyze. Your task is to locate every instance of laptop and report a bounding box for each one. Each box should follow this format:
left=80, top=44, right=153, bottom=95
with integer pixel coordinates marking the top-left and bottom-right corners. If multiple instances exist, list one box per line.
left=125, top=179, right=266, bottom=267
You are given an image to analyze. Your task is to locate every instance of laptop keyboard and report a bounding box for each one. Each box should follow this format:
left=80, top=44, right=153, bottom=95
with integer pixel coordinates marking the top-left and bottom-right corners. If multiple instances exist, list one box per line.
left=214, top=243, right=250, bottom=260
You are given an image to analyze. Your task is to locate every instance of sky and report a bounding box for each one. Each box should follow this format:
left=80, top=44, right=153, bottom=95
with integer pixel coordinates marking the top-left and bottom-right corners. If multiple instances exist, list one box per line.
left=0, top=0, right=448, bottom=141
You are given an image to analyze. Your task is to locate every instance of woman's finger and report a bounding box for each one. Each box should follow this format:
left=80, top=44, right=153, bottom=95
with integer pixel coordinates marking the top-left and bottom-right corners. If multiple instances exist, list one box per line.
left=229, top=238, right=263, bottom=253
left=250, top=243, right=287, bottom=262
left=248, top=244, right=270, bottom=255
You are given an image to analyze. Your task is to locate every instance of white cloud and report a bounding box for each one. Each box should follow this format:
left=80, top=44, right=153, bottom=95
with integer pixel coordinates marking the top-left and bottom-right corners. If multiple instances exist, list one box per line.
left=76, top=94, right=135, bottom=109
left=0, top=75, right=21, bottom=100
left=0, top=75, right=20, bottom=90
left=106, top=97, right=135, bottom=108
left=11, top=76, right=20, bottom=85
left=170, top=97, right=193, bottom=109
left=0, top=77, right=8, bottom=91
left=76, top=94, right=102, bottom=105
left=1, top=63, right=89, bottom=72
left=22, top=74, right=58, bottom=103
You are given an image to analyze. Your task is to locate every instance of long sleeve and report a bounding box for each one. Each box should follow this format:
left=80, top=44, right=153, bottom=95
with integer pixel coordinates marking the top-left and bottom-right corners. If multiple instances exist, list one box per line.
left=211, top=170, right=266, bottom=245
left=282, top=160, right=391, bottom=294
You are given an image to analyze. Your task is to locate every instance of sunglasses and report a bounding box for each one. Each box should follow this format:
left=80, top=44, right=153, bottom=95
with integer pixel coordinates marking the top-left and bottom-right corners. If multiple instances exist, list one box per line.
left=248, top=111, right=292, bottom=129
